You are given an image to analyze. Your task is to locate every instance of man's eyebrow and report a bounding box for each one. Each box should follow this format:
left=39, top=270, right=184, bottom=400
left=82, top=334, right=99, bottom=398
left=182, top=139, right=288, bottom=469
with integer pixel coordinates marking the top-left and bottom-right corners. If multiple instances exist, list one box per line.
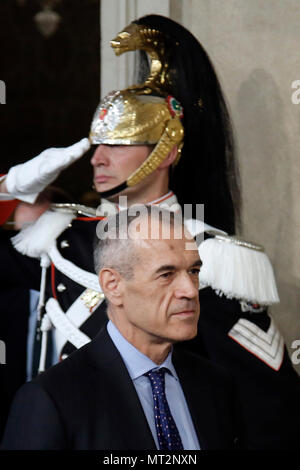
left=154, top=259, right=202, bottom=275
left=191, top=259, right=202, bottom=268
left=154, top=265, right=176, bottom=274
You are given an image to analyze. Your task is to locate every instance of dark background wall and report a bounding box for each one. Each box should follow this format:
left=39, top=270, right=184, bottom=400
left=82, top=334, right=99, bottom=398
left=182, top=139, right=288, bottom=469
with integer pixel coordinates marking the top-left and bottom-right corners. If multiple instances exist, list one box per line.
left=0, top=0, right=100, bottom=203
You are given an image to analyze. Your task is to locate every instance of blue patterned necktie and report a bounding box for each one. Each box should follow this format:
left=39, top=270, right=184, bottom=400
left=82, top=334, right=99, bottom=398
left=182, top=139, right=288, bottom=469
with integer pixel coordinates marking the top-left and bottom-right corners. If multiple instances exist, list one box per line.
left=144, top=367, right=184, bottom=450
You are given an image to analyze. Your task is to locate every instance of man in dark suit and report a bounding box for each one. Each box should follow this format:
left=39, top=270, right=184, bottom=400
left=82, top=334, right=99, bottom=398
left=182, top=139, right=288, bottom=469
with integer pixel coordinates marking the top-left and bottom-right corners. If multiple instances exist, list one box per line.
left=2, top=207, right=241, bottom=450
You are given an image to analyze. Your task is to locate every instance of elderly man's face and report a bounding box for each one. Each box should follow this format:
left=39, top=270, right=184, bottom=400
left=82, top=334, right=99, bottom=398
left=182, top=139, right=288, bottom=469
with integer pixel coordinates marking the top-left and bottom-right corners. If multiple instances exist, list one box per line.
left=119, top=231, right=200, bottom=344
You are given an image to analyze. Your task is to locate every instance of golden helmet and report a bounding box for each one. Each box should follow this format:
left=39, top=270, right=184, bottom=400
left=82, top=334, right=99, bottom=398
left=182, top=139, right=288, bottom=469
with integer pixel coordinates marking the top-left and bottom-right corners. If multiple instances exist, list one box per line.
left=89, top=89, right=184, bottom=188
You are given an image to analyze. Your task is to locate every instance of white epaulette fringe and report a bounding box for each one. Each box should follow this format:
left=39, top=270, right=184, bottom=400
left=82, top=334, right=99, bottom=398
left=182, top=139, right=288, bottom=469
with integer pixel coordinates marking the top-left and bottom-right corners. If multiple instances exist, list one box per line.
left=10, top=209, right=75, bottom=258
left=198, top=237, right=280, bottom=306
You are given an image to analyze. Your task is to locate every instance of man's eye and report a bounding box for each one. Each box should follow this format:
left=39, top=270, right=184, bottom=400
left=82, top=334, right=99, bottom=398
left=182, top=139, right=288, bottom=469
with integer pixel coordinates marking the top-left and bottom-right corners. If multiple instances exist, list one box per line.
left=190, top=268, right=200, bottom=275
left=160, top=272, right=172, bottom=279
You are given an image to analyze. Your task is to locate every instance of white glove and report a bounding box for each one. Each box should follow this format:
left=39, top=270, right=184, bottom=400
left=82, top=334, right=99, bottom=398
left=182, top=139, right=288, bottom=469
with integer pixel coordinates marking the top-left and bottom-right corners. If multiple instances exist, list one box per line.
left=5, top=138, right=90, bottom=203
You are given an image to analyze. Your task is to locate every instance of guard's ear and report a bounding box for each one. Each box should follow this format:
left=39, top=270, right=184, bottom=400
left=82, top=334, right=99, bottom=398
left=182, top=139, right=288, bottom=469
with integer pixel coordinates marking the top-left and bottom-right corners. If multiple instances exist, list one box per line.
left=99, top=268, right=123, bottom=306
left=157, top=145, right=178, bottom=169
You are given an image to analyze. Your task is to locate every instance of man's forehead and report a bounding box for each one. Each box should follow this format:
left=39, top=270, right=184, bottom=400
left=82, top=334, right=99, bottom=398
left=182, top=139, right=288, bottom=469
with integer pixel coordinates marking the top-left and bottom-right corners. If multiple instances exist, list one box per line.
left=134, top=237, right=200, bottom=266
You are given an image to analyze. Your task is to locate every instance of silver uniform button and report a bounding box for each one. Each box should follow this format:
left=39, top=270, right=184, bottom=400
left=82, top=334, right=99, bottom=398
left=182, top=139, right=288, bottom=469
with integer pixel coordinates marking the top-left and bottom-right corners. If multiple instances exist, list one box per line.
left=57, top=283, right=67, bottom=292
left=60, top=240, right=70, bottom=249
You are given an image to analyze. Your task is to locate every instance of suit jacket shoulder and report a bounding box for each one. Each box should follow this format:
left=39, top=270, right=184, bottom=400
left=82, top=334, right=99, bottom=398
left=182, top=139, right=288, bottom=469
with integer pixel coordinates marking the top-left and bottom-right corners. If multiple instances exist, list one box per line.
left=2, top=327, right=156, bottom=450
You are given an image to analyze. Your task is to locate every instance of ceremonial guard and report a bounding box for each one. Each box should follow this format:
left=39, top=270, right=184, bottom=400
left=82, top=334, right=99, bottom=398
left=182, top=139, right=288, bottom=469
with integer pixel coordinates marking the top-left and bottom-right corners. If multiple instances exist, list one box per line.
left=1, top=15, right=299, bottom=449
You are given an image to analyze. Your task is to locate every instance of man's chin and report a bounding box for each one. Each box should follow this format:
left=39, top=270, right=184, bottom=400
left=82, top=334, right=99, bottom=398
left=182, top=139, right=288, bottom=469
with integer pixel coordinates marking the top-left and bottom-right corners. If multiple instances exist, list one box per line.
left=171, top=326, right=198, bottom=343
left=94, top=183, right=113, bottom=194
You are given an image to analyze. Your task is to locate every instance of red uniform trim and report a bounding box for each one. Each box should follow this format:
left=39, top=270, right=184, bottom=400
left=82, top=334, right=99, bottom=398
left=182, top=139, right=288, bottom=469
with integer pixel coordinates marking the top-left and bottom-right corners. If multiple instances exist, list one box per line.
left=0, top=199, right=19, bottom=225
left=51, top=263, right=57, bottom=299
left=75, top=217, right=106, bottom=221
left=0, top=174, right=19, bottom=224
left=152, top=191, right=175, bottom=205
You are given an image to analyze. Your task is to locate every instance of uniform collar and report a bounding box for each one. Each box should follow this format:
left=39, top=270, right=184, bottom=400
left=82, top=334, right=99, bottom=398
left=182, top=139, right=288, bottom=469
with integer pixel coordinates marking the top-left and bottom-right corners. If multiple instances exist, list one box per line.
left=99, top=191, right=181, bottom=215
left=98, top=191, right=225, bottom=236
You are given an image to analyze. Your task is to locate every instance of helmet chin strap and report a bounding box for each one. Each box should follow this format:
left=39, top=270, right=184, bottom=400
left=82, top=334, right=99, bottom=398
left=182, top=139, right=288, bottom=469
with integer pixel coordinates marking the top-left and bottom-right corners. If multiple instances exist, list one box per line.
left=99, top=181, right=128, bottom=199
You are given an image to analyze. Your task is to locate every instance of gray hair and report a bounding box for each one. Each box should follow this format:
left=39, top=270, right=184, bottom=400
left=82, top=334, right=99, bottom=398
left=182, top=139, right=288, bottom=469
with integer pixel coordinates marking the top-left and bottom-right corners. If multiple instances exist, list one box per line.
left=94, top=205, right=184, bottom=279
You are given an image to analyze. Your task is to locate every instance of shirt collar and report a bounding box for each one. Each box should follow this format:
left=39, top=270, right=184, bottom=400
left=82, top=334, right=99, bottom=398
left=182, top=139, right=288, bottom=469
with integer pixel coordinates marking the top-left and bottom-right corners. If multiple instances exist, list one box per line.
left=107, top=320, right=178, bottom=381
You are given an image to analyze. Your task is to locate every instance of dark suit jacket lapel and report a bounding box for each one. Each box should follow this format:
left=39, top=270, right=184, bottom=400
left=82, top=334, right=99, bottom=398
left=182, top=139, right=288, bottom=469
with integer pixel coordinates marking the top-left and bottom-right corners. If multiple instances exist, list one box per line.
left=85, top=327, right=157, bottom=450
left=172, top=349, right=220, bottom=450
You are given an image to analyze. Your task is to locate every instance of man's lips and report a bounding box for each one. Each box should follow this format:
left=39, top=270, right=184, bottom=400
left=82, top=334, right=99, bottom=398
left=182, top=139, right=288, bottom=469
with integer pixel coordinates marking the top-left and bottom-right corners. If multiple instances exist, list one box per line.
left=171, top=310, right=196, bottom=317
left=94, top=175, right=111, bottom=183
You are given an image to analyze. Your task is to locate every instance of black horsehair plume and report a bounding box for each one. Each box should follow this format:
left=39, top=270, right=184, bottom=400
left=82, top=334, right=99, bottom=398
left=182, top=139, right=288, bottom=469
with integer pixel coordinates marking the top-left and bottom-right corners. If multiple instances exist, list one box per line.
left=134, top=15, right=241, bottom=234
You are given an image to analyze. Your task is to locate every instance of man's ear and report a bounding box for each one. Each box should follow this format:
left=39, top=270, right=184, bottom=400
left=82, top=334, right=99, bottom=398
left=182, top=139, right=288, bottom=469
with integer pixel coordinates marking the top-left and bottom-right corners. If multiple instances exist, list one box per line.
left=99, top=268, right=123, bottom=306
left=157, top=145, right=178, bottom=169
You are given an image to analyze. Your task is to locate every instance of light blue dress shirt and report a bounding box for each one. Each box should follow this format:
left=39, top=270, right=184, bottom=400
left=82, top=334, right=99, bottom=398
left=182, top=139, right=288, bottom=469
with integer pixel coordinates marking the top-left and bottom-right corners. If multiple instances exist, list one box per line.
left=107, top=320, right=200, bottom=450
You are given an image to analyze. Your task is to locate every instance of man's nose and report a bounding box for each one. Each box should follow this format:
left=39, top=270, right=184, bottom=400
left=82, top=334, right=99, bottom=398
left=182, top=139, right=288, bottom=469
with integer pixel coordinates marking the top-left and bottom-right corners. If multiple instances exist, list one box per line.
left=174, top=272, right=199, bottom=300
left=90, top=145, right=110, bottom=166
